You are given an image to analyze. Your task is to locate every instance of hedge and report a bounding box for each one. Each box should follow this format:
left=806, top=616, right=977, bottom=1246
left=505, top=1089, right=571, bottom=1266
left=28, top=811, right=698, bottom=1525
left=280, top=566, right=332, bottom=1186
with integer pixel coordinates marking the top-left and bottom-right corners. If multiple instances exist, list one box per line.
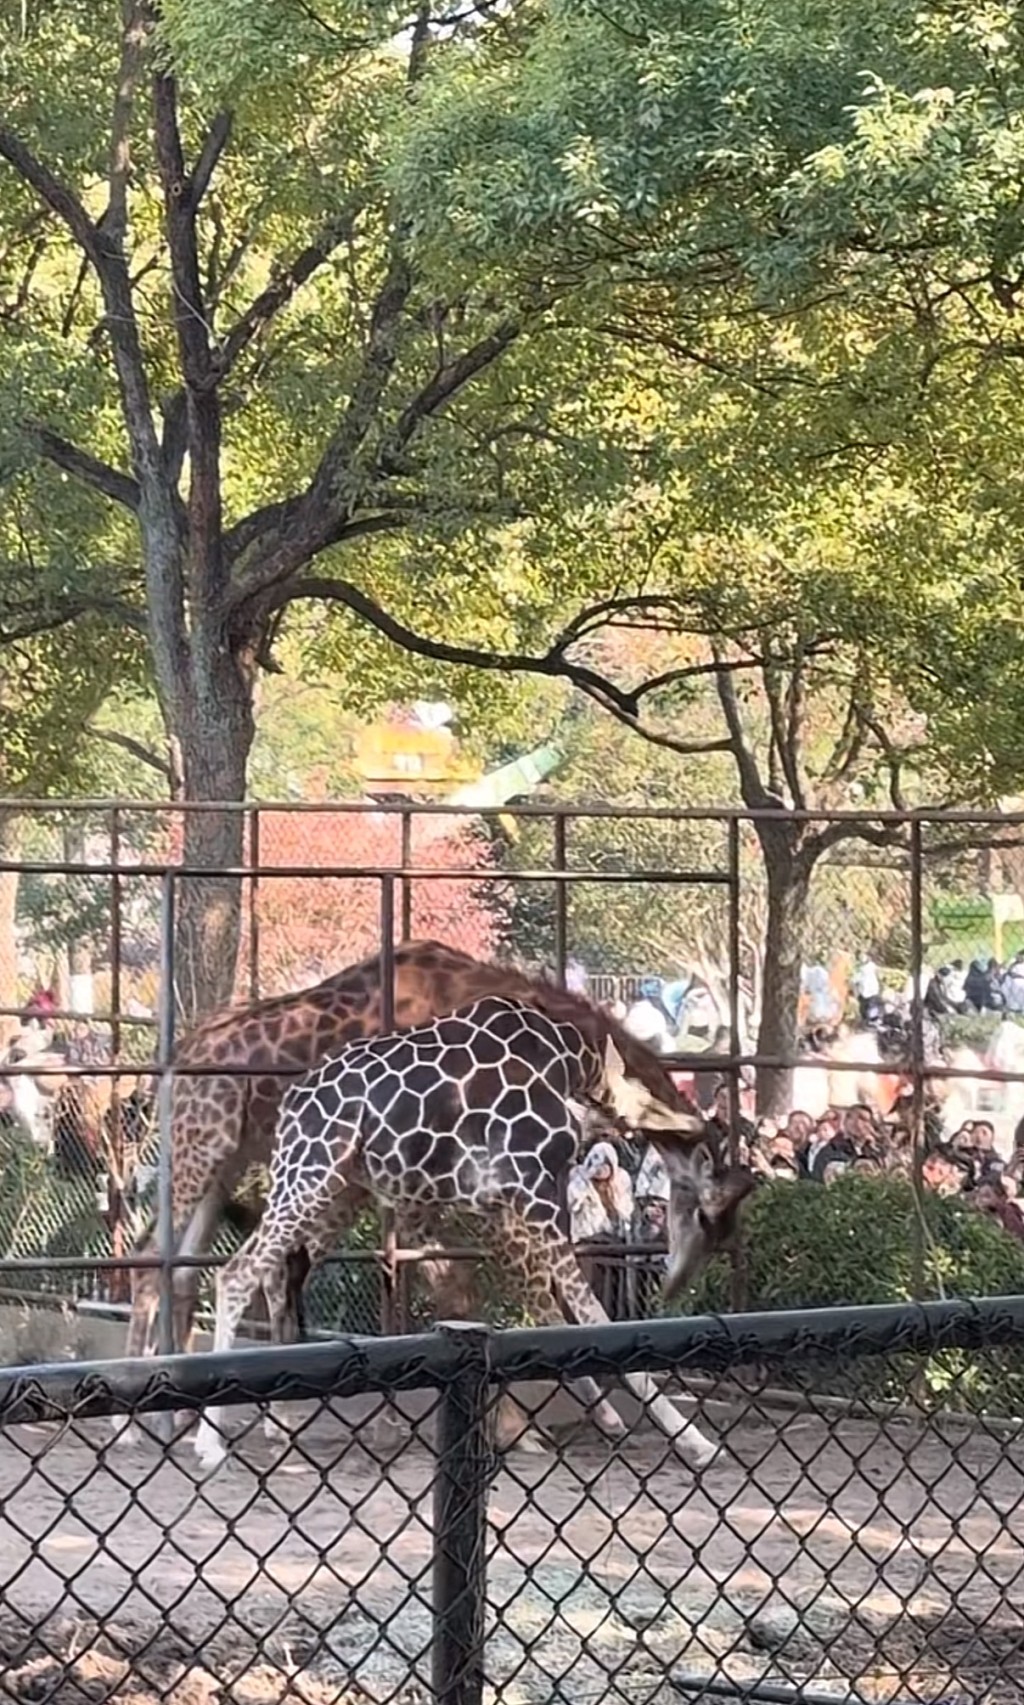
left=685, top=1174, right=1024, bottom=1414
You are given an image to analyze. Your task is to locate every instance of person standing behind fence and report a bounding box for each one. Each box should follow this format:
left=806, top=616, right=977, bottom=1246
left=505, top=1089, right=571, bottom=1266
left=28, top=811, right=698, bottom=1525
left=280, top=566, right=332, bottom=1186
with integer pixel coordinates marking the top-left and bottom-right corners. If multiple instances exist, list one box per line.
left=1004, top=951, right=1024, bottom=1015
left=853, top=953, right=881, bottom=1024
left=568, top=1141, right=635, bottom=1318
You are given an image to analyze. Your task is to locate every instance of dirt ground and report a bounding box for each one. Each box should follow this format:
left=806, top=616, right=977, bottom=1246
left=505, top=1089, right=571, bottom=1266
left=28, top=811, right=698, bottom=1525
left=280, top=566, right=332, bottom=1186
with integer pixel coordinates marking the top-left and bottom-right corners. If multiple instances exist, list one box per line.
left=0, top=1392, right=1020, bottom=1705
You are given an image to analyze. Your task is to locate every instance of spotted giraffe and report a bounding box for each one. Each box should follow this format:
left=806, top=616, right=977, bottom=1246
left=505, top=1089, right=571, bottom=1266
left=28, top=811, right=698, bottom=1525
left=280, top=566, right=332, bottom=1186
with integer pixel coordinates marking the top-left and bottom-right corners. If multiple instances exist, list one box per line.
left=194, top=996, right=752, bottom=1472
left=120, top=941, right=741, bottom=1451
left=124, top=941, right=729, bottom=1349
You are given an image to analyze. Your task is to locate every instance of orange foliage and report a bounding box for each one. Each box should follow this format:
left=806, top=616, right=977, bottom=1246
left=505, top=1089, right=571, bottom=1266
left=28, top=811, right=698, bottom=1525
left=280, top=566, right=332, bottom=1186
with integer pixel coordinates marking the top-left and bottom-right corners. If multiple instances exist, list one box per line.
left=154, top=804, right=503, bottom=998
left=250, top=808, right=503, bottom=993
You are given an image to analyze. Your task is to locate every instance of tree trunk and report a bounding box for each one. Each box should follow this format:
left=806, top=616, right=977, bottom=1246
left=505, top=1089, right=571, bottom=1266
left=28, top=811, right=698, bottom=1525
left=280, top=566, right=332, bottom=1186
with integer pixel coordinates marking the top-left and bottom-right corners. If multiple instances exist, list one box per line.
left=754, top=831, right=812, bottom=1117
left=173, top=673, right=255, bottom=1024
left=0, top=810, right=20, bottom=1019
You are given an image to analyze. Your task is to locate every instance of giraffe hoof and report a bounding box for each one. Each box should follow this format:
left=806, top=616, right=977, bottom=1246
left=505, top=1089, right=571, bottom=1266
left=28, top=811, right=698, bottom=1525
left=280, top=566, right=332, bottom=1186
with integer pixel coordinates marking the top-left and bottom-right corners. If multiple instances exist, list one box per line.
left=503, top=1426, right=551, bottom=1457
left=193, top=1428, right=228, bottom=1474
left=679, top=1431, right=719, bottom=1472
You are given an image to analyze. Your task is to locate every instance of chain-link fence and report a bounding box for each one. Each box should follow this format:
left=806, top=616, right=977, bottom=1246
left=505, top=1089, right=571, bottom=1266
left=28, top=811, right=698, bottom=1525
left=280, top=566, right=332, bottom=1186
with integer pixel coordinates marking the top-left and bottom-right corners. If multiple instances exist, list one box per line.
left=0, top=1297, right=1021, bottom=1705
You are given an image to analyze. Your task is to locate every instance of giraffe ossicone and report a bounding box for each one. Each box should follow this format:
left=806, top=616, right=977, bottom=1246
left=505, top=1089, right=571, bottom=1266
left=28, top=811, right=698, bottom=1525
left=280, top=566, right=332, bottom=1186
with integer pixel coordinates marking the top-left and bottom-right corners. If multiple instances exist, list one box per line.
left=192, top=996, right=752, bottom=1474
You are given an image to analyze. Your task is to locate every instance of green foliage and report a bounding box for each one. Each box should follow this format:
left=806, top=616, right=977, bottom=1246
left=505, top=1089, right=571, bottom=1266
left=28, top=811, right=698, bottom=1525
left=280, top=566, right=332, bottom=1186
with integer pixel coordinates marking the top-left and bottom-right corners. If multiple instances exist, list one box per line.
left=0, top=1122, right=108, bottom=1269
left=943, top=1011, right=1024, bottom=1053
left=4, top=0, right=1024, bottom=905
left=693, top=1174, right=1024, bottom=1310
left=687, top=1175, right=1024, bottom=1413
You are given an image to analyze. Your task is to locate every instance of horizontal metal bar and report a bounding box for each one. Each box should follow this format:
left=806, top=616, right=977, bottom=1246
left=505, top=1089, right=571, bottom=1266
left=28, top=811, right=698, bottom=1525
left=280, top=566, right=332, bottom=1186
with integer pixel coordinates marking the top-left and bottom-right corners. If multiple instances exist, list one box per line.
left=1, top=1294, right=1022, bottom=1424
left=0, top=1005, right=156, bottom=1027
left=662, top=1051, right=1024, bottom=1086
left=3, top=796, right=1024, bottom=825
left=0, top=859, right=730, bottom=883
left=671, top=1670, right=868, bottom=1705
left=0, top=1239, right=666, bottom=1274
left=11, top=1050, right=1024, bottom=1086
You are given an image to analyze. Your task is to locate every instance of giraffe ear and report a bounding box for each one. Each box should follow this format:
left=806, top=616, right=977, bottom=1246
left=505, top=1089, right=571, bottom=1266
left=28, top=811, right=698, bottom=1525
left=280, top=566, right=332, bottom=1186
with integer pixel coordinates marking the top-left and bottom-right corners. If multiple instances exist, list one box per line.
left=604, top=1034, right=626, bottom=1084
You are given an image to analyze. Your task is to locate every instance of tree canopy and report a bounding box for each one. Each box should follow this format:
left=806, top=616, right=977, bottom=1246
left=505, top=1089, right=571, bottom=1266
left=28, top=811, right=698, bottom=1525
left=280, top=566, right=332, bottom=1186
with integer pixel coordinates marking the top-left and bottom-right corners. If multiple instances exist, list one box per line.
left=2, top=0, right=1024, bottom=1047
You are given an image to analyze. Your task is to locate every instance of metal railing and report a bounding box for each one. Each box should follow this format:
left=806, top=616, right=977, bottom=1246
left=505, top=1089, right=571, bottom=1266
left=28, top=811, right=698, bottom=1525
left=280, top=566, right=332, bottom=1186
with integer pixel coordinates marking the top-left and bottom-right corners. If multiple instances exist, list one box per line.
left=1, top=1295, right=1022, bottom=1704
left=2, top=799, right=1024, bottom=1344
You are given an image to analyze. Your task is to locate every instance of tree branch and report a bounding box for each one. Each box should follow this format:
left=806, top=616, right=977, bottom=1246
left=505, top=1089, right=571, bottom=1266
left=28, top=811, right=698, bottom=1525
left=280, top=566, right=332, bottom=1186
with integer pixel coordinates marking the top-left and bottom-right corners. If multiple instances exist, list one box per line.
left=820, top=679, right=866, bottom=795
left=105, top=0, right=148, bottom=246
left=257, top=572, right=636, bottom=702
left=0, top=132, right=104, bottom=265
left=760, top=646, right=806, bottom=810
left=152, top=70, right=224, bottom=602
left=0, top=231, right=46, bottom=324
left=0, top=585, right=147, bottom=642
left=0, top=106, right=185, bottom=683
left=861, top=709, right=913, bottom=813
left=27, top=426, right=140, bottom=511
left=191, top=110, right=233, bottom=208
left=810, top=819, right=909, bottom=856
left=390, top=318, right=522, bottom=450
left=633, top=654, right=763, bottom=698
left=713, top=652, right=771, bottom=808
left=552, top=594, right=729, bottom=652
left=85, top=722, right=172, bottom=782
left=211, top=204, right=360, bottom=382
left=250, top=573, right=731, bottom=761
left=784, top=643, right=807, bottom=809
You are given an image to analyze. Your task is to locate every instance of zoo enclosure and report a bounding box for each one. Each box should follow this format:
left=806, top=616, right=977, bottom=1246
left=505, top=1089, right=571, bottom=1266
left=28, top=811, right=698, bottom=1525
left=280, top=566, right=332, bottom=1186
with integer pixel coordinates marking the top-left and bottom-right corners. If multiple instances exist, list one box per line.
left=2, top=1294, right=1023, bottom=1705
left=2, top=799, right=1024, bottom=1343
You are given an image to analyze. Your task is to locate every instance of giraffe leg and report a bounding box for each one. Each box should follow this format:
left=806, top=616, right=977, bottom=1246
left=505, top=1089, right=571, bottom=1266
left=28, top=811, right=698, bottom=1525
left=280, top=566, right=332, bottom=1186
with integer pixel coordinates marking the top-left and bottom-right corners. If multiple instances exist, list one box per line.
left=115, top=1077, right=247, bottom=1444
left=507, top=1229, right=630, bottom=1448
left=531, top=1222, right=719, bottom=1471
left=261, top=1187, right=368, bottom=1444
left=193, top=1227, right=293, bottom=1472
left=194, top=1174, right=356, bottom=1472
left=412, top=1207, right=550, bottom=1456
left=109, top=1253, right=208, bottom=1447
left=261, top=1246, right=311, bottom=1445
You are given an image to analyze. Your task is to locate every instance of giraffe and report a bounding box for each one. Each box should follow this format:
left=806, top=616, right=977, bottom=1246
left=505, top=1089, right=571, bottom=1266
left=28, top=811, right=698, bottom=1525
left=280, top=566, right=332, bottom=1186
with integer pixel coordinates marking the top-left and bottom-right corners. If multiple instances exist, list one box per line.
left=123, top=941, right=726, bottom=1355
left=193, top=996, right=753, bottom=1473
left=117, top=940, right=738, bottom=1452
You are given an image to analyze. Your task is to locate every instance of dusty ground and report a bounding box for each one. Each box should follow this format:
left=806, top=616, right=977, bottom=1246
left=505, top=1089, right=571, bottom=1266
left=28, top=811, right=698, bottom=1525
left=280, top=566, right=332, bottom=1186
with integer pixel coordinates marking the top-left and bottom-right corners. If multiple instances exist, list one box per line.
left=0, top=1394, right=1020, bottom=1705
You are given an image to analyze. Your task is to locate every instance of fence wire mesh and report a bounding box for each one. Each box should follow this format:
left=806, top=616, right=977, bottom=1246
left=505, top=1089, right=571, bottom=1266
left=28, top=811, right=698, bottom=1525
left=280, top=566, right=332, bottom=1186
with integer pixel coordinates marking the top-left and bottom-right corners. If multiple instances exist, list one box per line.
left=0, top=1301, right=1020, bottom=1705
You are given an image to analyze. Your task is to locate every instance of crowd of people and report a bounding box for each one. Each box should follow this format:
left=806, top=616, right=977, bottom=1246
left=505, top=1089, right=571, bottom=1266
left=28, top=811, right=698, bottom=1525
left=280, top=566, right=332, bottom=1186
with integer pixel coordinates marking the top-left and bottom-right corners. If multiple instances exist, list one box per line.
left=852, top=949, right=1024, bottom=1022
left=567, top=1077, right=1024, bottom=1281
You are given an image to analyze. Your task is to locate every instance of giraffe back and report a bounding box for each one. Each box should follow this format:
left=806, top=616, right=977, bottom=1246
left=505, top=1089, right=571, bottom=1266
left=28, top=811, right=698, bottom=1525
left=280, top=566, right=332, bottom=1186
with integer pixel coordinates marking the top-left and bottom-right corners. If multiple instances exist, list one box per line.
left=167, top=939, right=699, bottom=1180
left=278, top=998, right=594, bottom=1221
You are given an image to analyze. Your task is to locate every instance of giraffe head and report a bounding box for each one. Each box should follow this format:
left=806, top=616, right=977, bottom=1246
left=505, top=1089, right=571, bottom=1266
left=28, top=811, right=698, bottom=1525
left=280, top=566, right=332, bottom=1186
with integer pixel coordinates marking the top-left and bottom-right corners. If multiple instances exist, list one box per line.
left=660, top=1143, right=756, bottom=1302
left=599, top=1035, right=754, bottom=1295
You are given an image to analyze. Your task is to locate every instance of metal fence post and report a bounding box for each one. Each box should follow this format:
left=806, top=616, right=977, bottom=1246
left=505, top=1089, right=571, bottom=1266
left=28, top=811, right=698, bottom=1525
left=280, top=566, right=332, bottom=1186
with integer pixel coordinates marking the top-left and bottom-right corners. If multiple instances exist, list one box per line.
left=909, top=817, right=926, bottom=1303
left=379, top=874, right=398, bottom=1333
left=156, top=870, right=177, bottom=1365
left=400, top=808, right=413, bottom=940
left=249, top=805, right=261, bottom=1002
left=553, top=814, right=567, bottom=984
left=726, top=817, right=748, bottom=1313
left=108, top=805, right=126, bottom=1300
left=432, top=1321, right=492, bottom=1705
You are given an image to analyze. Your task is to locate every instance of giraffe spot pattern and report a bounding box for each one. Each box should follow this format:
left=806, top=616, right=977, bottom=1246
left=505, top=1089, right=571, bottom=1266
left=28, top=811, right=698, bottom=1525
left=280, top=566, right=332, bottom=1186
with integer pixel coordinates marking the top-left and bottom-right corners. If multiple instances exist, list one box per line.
left=259, top=998, right=600, bottom=1257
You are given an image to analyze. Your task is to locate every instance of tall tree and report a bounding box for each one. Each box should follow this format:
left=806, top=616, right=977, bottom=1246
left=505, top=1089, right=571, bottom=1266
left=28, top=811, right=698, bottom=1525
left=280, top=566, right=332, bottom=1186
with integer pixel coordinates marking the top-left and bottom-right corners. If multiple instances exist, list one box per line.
left=0, top=0, right=587, bottom=1014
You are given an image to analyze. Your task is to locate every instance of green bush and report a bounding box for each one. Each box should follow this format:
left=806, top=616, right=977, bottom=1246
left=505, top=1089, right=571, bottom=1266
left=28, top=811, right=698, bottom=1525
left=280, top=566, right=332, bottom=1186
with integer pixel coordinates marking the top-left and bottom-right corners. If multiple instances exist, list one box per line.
left=941, top=1011, right=1024, bottom=1052
left=685, top=1175, right=1024, bottom=1414
left=0, top=1124, right=111, bottom=1304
